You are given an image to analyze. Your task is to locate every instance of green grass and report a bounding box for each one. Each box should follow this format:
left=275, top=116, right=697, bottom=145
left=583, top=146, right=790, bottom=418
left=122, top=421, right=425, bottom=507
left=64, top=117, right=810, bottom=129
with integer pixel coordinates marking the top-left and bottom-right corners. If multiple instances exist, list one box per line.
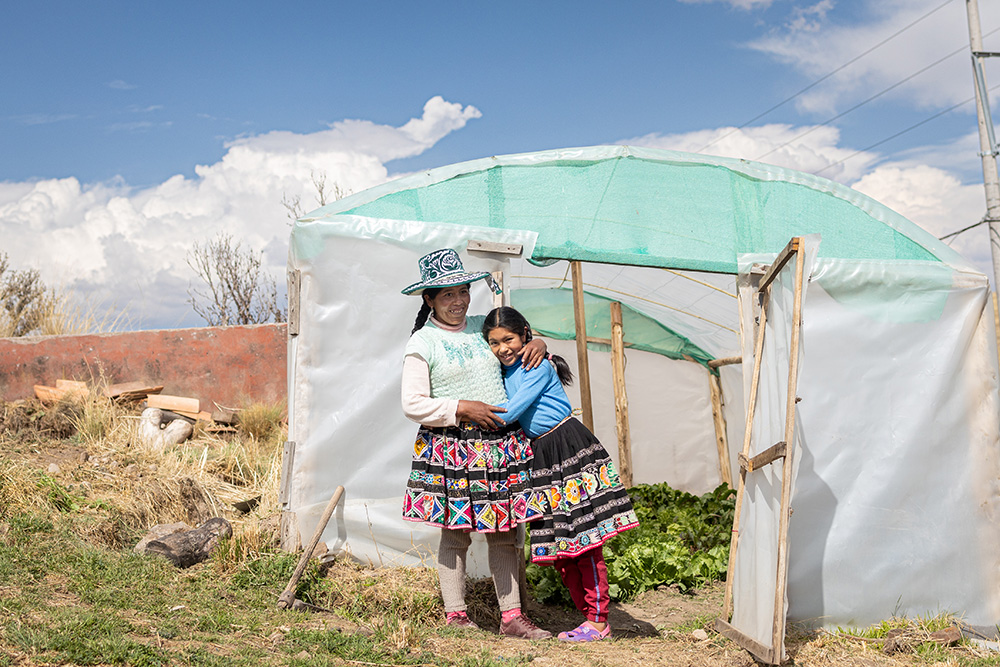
left=0, top=507, right=476, bottom=667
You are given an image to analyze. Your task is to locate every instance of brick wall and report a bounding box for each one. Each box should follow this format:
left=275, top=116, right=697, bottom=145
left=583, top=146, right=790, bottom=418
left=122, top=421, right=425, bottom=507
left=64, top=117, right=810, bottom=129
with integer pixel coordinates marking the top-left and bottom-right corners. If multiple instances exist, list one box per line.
left=0, top=323, right=287, bottom=411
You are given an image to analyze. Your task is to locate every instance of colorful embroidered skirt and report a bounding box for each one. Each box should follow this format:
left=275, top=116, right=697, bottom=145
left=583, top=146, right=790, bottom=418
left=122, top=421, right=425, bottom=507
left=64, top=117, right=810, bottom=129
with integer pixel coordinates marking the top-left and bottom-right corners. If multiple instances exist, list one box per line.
left=527, top=417, right=639, bottom=563
left=402, top=421, right=542, bottom=532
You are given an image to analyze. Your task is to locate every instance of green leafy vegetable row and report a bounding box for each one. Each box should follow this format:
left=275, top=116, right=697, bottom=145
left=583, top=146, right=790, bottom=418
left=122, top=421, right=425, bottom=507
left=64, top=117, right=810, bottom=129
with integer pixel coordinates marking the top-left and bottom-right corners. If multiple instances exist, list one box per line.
left=527, top=482, right=736, bottom=604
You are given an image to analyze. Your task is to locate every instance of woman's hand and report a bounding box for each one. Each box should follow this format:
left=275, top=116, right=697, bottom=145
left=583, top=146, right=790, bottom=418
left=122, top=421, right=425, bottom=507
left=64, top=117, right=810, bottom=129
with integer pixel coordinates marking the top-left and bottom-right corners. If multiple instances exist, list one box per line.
left=519, top=337, right=548, bottom=370
left=457, top=400, right=507, bottom=429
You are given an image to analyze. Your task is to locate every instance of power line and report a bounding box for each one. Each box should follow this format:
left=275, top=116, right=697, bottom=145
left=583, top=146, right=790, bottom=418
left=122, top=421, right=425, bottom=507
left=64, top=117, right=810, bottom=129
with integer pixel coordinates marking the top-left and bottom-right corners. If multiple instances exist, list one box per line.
left=812, top=86, right=995, bottom=178
left=695, top=0, right=957, bottom=154
left=753, top=41, right=975, bottom=162
left=940, top=215, right=989, bottom=241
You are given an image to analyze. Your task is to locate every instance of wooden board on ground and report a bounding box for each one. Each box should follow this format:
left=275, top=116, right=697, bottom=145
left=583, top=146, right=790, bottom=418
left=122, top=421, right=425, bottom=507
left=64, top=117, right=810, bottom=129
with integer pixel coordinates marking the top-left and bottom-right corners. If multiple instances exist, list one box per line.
left=34, top=383, right=87, bottom=405
left=55, top=379, right=89, bottom=397
left=148, top=394, right=200, bottom=414
left=104, top=381, right=164, bottom=401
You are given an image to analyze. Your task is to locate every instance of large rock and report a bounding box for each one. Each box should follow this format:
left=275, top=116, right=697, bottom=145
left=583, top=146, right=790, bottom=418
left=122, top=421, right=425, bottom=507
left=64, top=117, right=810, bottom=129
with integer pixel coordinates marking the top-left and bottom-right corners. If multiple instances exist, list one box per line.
left=139, top=408, right=193, bottom=449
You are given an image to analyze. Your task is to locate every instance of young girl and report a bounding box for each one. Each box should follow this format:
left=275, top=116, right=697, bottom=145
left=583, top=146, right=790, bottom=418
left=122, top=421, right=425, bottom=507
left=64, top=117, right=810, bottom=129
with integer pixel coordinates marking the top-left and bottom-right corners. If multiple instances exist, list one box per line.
left=482, top=306, right=639, bottom=642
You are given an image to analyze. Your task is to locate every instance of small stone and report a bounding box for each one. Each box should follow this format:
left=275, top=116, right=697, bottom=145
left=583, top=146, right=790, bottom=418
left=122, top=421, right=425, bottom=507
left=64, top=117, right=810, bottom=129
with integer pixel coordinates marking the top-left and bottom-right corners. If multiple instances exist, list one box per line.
left=78, top=451, right=89, bottom=463
left=148, top=464, right=158, bottom=473
left=295, top=651, right=310, bottom=660
left=124, top=464, right=139, bottom=477
left=47, top=463, right=61, bottom=474
left=692, top=629, right=709, bottom=641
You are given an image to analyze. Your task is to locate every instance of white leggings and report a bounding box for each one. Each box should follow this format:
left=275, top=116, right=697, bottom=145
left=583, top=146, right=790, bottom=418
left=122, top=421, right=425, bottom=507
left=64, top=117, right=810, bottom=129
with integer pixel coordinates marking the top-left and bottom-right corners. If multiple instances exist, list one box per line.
left=437, top=528, right=521, bottom=613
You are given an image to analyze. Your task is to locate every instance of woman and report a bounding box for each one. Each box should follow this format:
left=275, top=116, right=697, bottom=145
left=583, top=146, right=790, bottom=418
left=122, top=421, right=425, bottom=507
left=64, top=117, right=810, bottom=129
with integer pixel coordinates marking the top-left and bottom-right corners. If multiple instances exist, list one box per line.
left=400, top=248, right=550, bottom=639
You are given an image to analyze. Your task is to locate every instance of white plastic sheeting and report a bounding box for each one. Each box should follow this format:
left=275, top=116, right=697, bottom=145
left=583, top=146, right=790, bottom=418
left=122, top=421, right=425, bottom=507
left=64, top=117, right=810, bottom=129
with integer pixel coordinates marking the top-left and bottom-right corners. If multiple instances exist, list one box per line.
left=287, top=212, right=1000, bottom=631
left=732, top=246, right=1000, bottom=634
left=286, top=216, right=741, bottom=576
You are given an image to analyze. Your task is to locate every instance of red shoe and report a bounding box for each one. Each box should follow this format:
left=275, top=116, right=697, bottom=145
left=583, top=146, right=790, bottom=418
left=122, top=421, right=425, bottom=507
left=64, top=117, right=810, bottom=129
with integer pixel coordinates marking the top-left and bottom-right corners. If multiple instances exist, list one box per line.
left=445, top=614, right=479, bottom=630
left=500, top=614, right=552, bottom=640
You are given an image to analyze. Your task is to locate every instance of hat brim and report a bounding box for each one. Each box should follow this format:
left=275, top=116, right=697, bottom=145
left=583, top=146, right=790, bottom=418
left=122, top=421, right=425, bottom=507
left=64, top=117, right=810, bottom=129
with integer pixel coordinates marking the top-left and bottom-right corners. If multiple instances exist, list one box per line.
left=401, top=271, right=491, bottom=295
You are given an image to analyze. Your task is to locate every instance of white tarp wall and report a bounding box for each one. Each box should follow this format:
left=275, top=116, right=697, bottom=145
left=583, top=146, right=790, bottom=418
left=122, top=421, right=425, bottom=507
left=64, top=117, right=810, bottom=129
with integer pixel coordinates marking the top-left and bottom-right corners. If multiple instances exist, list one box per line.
left=286, top=217, right=744, bottom=574
left=544, top=338, right=743, bottom=493
left=736, top=250, right=1000, bottom=633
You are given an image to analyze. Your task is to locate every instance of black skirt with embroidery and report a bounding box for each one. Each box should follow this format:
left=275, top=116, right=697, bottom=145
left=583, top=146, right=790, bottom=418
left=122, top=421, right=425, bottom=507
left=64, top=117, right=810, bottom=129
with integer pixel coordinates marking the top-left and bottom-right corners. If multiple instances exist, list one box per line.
left=402, top=421, right=542, bottom=532
left=527, top=417, right=639, bottom=563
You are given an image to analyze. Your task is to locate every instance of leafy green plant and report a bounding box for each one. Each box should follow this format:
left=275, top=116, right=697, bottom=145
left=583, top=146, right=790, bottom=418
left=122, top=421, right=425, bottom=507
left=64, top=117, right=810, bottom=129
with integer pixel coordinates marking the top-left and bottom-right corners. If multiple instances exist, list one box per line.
left=527, top=482, right=735, bottom=603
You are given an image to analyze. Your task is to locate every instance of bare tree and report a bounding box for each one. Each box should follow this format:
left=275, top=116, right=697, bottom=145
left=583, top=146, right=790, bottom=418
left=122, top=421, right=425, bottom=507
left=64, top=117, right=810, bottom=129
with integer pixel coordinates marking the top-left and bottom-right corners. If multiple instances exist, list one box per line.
left=186, top=234, right=285, bottom=326
left=281, top=170, right=349, bottom=222
left=0, top=252, right=50, bottom=337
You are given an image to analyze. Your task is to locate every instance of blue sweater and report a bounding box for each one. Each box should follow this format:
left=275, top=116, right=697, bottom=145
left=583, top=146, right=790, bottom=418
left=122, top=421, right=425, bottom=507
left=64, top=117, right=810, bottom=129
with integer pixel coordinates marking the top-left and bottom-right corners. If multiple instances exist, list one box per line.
left=499, top=359, right=572, bottom=438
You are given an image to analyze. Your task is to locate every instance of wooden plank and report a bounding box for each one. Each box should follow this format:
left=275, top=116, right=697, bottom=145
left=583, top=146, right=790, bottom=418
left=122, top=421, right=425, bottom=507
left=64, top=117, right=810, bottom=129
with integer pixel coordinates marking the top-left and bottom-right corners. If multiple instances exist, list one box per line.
left=148, top=394, right=201, bottom=414
left=609, top=302, right=633, bottom=488
left=738, top=441, right=786, bottom=473
left=466, top=239, right=523, bottom=256
left=279, top=441, right=296, bottom=507
left=722, top=288, right=769, bottom=619
left=104, top=381, right=163, bottom=400
left=758, top=238, right=800, bottom=293
left=709, top=372, right=733, bottom=487
left=55, top=379, right=89, bottom=397
left=34, top=384, right=63, bottom=405
left=715, top=618, right=776, bottom=665
left=708, top=355, right=742, bottom=369
left=571, top=261, right=595, bottom=432
left=771, top=240, right=806, bottom=661
left=491, top=271, right=504, bottom=308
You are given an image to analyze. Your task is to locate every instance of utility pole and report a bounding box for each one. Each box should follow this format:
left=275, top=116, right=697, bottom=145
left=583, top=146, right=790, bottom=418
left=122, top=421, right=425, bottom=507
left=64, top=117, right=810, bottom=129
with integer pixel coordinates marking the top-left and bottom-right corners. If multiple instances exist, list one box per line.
left=966, top=0, right=1000, bottom=289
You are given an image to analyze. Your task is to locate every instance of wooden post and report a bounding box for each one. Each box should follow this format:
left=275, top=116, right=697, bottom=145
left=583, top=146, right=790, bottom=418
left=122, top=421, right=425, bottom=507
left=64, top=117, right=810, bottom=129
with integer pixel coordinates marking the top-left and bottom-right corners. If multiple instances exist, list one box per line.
left=771, top=242, right=806, bottom=659
left=571, top=261, right=595, bottom=431
left=708, top=371, right=732, bottom=488
left=609, top=301, right=633, bottom=488
left=491, top=271, right=504, bottom=308
left=722, top=288, right=769, bottom=620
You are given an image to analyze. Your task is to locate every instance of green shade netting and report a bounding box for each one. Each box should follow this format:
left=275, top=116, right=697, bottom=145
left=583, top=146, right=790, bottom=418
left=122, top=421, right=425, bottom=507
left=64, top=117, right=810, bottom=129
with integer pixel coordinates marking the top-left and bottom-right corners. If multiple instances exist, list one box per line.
left=320, top=147, right=963, bottom=274
left=511, top=288, right=714, bottom=369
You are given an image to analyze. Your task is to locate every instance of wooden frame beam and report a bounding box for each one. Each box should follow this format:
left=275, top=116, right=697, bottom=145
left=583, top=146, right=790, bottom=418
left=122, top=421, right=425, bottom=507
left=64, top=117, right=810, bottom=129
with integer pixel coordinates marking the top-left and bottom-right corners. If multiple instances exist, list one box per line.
left=738, top=441, right=786, bottom=473
left=709, top=371, right=732, bottom=487
left=758, top=238, right=800, bottom=293
left=571, top=261, right=595, bottom=431
left=609, top=302, right=633, bottom=488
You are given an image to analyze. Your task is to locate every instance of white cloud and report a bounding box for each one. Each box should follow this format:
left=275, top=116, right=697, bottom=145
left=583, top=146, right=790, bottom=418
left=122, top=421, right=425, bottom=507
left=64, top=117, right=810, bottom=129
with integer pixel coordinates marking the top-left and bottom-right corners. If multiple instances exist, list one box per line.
left=622, top=122, right=880, bottom=182
left=851, top=162, right=989, bottom=270
left=0, top=97, right=482, bottom=329
left=107, top=80, right=136, bottom=90
left=745, top=0, right=999, bottom=116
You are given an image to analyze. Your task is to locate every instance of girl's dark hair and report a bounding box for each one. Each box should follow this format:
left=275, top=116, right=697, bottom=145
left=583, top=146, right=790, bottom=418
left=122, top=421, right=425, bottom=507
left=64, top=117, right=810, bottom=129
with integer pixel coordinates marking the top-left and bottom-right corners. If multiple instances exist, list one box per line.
left=411, top=287, right=441, bottom=335
left=482, top=306, right=574, bottom=386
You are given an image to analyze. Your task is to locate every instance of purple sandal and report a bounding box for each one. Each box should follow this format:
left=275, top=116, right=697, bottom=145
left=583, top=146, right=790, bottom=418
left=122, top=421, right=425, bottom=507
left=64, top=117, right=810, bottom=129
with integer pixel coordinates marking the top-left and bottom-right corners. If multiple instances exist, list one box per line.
left=557, top=621, right=611, bottom=642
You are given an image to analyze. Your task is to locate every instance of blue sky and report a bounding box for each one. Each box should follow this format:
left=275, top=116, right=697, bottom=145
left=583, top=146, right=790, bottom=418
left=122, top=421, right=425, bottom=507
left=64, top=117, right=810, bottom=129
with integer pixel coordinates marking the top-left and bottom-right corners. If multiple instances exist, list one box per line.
left=2, top=0, right=999, bottom=329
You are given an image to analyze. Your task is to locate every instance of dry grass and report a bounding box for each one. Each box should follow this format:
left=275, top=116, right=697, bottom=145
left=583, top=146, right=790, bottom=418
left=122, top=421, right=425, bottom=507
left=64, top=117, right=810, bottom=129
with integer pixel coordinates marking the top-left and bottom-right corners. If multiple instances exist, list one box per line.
left=0, top=378, right=286, bottom=558
left=34, top=288, right=134, bottom=336
left=0, top=286, right=133, bottom=338
left=311, top=559, right=443, bottom=627
left=235, top=401, right=286, bottom=442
